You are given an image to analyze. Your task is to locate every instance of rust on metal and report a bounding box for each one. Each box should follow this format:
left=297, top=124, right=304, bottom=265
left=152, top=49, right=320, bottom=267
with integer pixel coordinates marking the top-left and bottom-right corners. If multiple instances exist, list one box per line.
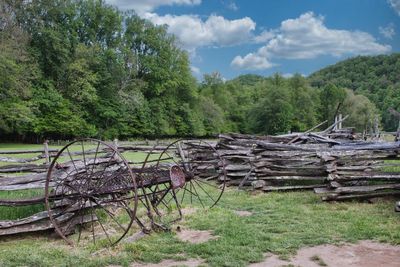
left=0, top=138, right=227, bottom=246
left=170, top=165, right=185, bottom=189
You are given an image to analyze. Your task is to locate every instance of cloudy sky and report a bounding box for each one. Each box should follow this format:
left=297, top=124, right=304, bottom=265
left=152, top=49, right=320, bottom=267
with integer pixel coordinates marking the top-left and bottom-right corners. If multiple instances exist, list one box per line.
left=106, top=0, right=400, bottom=79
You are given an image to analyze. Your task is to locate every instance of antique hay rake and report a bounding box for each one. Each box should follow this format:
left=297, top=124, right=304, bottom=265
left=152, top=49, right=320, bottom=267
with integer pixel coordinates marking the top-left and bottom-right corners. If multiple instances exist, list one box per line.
left=0, top=139, right=226, bottom=246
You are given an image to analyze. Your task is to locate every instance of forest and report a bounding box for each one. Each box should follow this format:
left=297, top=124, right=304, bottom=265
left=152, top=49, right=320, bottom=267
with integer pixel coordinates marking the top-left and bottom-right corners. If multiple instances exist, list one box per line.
left=1, top=0, right=399, bottom=141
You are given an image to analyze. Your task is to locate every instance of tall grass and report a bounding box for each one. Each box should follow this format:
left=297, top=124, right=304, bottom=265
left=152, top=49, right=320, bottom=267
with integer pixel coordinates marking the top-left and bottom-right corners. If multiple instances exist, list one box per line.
left=0, top=189, right=45, bottom=220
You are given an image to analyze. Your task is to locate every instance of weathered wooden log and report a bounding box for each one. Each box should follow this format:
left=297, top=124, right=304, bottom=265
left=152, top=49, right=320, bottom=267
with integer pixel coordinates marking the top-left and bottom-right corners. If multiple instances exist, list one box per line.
left=256, top=175, right=325, bottom=181
left=0, top=164, right=48, bottom=173
left=0, top=213, right=97, bottom=236
left=322, top=191, right=400, bottom=201
left=254, top=169, right=326, bottom=177
left=262, top=184, right=326, bottom=192
left=332, top=141, right=400, bottom=151
left=0, top=149, right=59, bottom=155
left=0, top=173, right=47, bottom=186
left=314, top=183, right=400, bottom=194
left=0, top=155, right=46, bottom=163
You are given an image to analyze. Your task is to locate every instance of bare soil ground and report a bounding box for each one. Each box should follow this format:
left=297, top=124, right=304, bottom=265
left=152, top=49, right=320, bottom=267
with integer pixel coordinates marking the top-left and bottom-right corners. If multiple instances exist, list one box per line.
left=176, top=229, right=219, bottom=244
left=249, top=240, right=400, bottom=267
left=131, top=258, right=205, bottom=267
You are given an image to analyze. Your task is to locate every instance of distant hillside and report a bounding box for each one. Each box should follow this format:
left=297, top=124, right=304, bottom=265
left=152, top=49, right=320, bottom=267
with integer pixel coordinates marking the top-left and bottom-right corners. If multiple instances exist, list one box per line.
left=230, top=74, right=265, bottom=87
left=308, top=53, right=400, bottom=131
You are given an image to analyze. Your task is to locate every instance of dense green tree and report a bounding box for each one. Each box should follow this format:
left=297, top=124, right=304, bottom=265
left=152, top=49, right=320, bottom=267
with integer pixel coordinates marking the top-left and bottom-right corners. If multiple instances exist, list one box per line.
left=0, top=0, right=397, bottom=141
left=319, top=84, right=347, bottom=125
left=309, top=53, right=400, bottom=130
left=288, top=74, right=318, bottom=131
left=341, top=89, right=378, bottom=132
left=248, top=77, right=293, bottom=135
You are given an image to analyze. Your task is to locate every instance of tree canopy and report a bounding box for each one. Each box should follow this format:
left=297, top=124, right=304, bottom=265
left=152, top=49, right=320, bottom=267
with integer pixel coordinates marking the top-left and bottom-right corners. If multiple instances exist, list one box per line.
left=309, top=53, right=400, bottom=131
left=0, top=0, right=395, bottom=141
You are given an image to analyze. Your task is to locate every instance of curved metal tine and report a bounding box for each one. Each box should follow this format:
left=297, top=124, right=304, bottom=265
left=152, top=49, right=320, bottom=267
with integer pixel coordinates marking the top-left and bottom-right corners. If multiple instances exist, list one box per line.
left=194, top=178, right=220, bottom=189
left=61, top=197, right=84, bottom=242
left=164, top=185, right=178, bottom=205
left=55, top=159, right=78, bottom=187
left=192, top=179, right=217, bottom=203
left=95, top=209, right=113, bottom=245
left=66, top=146, right=80, bottom=178
left=80, top=141, right=89, bottom=177
left=96, top=150, right=117, bottom=188
left=157, top=184, right=172, bottom=210
left=171, top=188, right=182, bottom=218
left=180, top=183, right=188, bottom=204
left=79, top=140, right=97, bottom=190
left=92, top=198, right=128, bottom=233
left=90, top=141, right=101, bottom=176
left=97, top=151, right=125, bottom=192
left=181, top=182, right=198, bottom=198
left=88, top=197, right=96, bottom=244
left=163, top=150, right=182, bottom=169
left=51, top=181, right=78, bottom=214
left=190, top=181, right=205, bottom=209
left=76, top=197, right=85, bottom=243
left=190, top=181, right=193, bottom=204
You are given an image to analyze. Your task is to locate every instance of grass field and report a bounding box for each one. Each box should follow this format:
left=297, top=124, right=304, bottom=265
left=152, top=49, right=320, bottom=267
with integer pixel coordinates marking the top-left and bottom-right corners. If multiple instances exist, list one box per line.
left=0, top=144, right=399, bottom=267
left=0, top=190, right=399, bottom=267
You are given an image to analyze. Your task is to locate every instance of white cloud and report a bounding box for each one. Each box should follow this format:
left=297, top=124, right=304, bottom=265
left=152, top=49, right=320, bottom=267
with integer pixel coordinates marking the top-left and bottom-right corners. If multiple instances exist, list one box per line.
left=190, top=65, right=201, bottom=75
left=388, top=0, right=400, bottom=16
left=282, top=73, right=293, bottom=78
left=232, top=12, right=391, bottom=70
left=143, top=13, right=256, bottom=53
left=379, top=23, right=396, bottom=39
left=253, top=30, right=275, bottom=43
left=106, top=0, right=201, bottom=14
left=231, top=53, right=274, bottom=70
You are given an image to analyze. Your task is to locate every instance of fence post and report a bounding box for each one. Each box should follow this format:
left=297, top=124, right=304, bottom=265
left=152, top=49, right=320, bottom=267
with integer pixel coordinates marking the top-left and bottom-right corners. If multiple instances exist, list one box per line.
left=374, top=115, right=380, bottom=140
left=113, top=138, right=119, bottom=150
left=43, top=140, right=50, bottom=165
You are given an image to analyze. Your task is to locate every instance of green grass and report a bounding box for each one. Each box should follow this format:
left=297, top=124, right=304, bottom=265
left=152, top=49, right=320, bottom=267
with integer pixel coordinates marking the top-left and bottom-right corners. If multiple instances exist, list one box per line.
left=0, top=189, right=45, bottom=220
left=0, top=190, right=399, bottom=267
left=380, top=160, right=400, bottom=173
left=0, top=143, right=160, bottom=167
left=0, top=143, right=399, bottom=266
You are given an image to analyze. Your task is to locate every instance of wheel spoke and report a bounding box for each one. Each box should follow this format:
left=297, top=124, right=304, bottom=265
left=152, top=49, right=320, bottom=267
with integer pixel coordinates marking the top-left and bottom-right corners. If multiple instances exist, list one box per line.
left=95, top=200, right=127, bottom=233
left=193, top=179, right=217, bottom=205
left=190, top=181, right=205, bottom=208
left=46, top=139, right=137, bottom=246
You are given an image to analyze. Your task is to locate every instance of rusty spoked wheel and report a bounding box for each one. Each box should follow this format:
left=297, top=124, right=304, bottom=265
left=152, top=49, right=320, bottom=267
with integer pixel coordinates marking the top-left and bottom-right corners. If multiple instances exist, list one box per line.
left=143, top=140, right=226, bottom=215
left=45, top=139, right=138, bottom=246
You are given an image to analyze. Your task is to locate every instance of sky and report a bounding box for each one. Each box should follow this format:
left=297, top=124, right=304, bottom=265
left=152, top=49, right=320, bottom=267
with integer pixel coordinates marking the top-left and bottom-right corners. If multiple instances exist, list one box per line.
left=106, top=0, right=400, bottom=80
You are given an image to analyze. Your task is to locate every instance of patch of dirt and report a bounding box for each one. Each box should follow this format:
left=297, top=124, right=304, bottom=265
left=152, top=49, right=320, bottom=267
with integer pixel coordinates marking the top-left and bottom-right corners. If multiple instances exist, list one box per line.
left=234, top=210, right=253, bottom=217
left=249, top=240, right=400, bottom=267
left=131, top=258, right=205, bottom=267
left=176, top=229, right=219, bottom=244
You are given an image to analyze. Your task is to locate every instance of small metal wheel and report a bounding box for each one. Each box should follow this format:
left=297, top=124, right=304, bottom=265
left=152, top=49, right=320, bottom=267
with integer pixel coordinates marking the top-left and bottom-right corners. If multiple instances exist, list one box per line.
left=140, top=139, right=226, bottom=221
left=45, top=139, right=138, bottom=246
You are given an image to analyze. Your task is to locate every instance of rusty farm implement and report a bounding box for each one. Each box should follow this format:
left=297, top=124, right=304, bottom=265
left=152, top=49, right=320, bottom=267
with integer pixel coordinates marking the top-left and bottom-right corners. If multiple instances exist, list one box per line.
left=0, top=139, right=226, bottom=246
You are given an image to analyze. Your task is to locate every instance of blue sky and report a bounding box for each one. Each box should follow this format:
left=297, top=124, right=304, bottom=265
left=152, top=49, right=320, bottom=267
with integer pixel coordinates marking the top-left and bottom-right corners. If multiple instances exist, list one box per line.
left=106, top=0, right=400, bottom=80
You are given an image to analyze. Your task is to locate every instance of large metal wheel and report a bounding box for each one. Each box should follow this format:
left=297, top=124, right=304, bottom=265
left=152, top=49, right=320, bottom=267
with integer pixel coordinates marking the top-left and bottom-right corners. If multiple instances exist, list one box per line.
left=141, top=139, right=226, bottom=218
left=45, top=139, right=138, bottom=246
